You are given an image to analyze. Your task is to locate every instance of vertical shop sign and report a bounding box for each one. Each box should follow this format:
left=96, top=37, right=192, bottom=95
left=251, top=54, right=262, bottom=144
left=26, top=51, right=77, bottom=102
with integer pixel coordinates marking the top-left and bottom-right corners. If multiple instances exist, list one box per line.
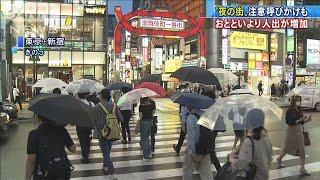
left=221, top=0, right=230, bottom=65
left=148, top=37, right=152, bottom=61
left=270, top=33, right=278, bottom=61
left=142, top=48, right=148, bottom=65
left=155, top=48, right=163, bottom=69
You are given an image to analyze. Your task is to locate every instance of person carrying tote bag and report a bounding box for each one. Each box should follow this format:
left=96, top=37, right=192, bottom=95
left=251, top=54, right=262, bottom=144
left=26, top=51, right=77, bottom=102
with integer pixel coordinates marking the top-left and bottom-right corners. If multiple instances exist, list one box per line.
left=277, top=95, right=312, bottom=176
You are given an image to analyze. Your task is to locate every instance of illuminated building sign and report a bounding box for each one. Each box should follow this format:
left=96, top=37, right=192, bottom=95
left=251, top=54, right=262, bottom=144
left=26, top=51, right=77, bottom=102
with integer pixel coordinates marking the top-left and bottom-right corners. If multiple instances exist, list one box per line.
left=139, top=18, right=185, bottom=30
left=44, top=17, right=77, bottom=28
left=84, top=6, right=106, bottom=15
left=230, top=31, right=267, bottom=50
left=307, top=39, right=320, bottom=66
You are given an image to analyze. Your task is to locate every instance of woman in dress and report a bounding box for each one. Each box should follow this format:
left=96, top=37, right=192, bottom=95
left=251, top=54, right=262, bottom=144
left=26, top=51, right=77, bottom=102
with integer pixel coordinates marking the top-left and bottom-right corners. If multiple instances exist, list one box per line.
left=277, top=95, right=312, bottom=175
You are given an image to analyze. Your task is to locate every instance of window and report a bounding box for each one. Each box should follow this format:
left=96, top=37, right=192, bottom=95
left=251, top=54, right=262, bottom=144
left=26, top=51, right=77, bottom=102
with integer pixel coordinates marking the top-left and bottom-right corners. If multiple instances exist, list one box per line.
left=72, top=65, right=83, bottom=80
left=83, top=17, right=95, bottom=41
left=95, top=17, right=105, bottom=51
left=72, top=52, right=84, bottom=64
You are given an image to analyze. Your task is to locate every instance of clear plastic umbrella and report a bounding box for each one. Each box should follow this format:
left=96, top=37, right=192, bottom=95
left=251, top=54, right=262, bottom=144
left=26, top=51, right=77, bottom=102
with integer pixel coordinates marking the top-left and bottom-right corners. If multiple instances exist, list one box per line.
left=32, top=78, right=67, bottom=88
left=65, top=79, right=104, bottom=94
left=117, top=88, right=159, bottom=106
left=40, top=87, right=69, bottom=95
left=197, top=94, right=283, bottom=130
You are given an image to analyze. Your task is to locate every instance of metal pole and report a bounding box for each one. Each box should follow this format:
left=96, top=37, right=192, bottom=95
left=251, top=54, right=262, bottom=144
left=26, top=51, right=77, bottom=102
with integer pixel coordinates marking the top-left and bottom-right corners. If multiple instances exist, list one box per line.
left=105, top=0, right=109, bottom=84
left=292, top=29, right=297, bottom=89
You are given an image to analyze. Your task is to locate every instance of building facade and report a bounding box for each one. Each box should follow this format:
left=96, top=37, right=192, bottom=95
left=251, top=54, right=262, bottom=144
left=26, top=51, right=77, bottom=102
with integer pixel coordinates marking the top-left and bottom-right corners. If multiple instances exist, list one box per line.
left=1, top=0, right=116, bottom=99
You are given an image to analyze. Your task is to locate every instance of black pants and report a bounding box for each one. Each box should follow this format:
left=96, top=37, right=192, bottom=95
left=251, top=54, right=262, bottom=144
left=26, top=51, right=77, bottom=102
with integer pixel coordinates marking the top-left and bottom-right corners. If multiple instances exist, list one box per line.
left=211, top=131, right=221, bottom=171
left=175, top=127, right=187, bottom=152
left=210, top=150, right=221, bottom=171
left=258, top=90, right=263, bottom=96
left=151, top=130, right=155, bottom=151
left=120, top=110, right=132, bottom=141
left=14, top=96, right=22, bottom=110
left=76, top=126, right=92, bottom=161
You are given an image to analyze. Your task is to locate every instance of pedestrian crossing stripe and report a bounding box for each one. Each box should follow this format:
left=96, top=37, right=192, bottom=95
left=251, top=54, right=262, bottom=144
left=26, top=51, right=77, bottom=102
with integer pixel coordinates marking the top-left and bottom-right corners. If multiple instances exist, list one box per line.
left=66, top=107, right=316, bottom=180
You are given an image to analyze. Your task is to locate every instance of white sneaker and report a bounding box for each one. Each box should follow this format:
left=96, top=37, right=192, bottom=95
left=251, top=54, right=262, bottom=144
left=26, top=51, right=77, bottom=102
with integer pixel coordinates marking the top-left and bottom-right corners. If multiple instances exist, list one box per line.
left=149, top=154, right=153, bottom=158
left=108, top=174, right=118, bottom=180
left=143, top=158, right=150, bottom=162
left=151, top=151, right=154, bottom=155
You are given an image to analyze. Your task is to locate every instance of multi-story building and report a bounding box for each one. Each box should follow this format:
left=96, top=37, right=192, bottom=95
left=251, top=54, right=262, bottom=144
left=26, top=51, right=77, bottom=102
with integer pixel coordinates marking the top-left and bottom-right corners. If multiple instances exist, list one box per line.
left=1, top=0, right=117, bottom=99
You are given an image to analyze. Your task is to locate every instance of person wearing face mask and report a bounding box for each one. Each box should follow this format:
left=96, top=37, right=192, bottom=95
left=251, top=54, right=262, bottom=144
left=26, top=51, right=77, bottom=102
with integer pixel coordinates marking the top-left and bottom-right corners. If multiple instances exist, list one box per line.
left=277, top=95, right=312, bottom=176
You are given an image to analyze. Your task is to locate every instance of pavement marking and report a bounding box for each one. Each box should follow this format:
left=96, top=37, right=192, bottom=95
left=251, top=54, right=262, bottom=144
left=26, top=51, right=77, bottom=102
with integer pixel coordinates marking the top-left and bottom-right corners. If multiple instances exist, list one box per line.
left=70, top=161, right=318, bottom=180
left=71, top=135, right=237, bottom=149
left=71, top=153, right=300, bottom=172
left=67, top=142, right=280, bottom=160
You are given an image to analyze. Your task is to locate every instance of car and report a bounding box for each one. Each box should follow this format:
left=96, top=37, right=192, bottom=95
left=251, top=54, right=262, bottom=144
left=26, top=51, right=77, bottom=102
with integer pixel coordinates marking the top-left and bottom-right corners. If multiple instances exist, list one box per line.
left=285, top=86, right=320, bottom=112
left=0, top=101, right=18, bottom=119
left=0, top=112, right=9, bottom=132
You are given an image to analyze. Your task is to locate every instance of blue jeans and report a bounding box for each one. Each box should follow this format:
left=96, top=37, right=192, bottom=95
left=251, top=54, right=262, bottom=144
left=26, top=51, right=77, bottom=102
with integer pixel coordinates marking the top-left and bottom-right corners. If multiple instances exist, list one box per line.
left=98, top=133, right=115, bottom=174
left=141, top=120, right=152, bottom=159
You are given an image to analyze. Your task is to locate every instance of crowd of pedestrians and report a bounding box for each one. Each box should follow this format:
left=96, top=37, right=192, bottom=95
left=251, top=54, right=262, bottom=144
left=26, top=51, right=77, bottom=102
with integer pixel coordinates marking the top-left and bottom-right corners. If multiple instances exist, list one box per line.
left=24, top=81, right=312, bottom=180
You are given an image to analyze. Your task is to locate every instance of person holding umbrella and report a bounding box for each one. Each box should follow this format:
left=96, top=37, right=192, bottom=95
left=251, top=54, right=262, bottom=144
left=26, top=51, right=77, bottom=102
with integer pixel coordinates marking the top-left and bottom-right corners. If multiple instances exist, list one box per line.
left=76, top=92, right=95, bottom=164
left=182, top=104, right=213, bottom=180
left=26, top=93, right=99, bottom=180
left=228, top=109, right=273, bottom=180
left=119, top=87, right=133, bottom=144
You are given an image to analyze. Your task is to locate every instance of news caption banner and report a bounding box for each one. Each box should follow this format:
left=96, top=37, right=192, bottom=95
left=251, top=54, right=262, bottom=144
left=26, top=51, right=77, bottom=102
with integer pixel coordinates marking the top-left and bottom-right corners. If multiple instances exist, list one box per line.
left=24, top=37, right=65, bottom=57
left=206, top=3, right=320, bottom=29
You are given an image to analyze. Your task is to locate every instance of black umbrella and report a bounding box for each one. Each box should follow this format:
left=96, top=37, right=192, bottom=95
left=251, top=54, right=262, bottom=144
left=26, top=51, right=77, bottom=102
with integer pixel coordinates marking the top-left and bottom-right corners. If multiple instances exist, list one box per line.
left=170, top=66, right=222, bottom=90
left=138, top=74, right=160, bottom=84
left=29, top=94, right=98, bottom=128
left=105, top=81, right=133, bottom=91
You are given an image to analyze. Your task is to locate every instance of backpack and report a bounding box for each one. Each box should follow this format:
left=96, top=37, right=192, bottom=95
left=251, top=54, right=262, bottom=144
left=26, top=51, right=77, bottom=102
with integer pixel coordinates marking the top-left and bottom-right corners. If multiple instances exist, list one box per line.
left=98, top=102, right=121, bottom=141
left=34, top=128, right=74, bottom=179
left=191, top=113, right=215, bottom=155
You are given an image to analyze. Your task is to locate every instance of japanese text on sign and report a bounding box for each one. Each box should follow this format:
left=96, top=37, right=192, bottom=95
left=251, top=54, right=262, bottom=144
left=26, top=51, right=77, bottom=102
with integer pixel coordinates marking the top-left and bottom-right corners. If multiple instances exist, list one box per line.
left=215, top=18, right=308, bottom=29
left=230, top=31, right=267, bottom=51
left=213, top=6, right=310, bottom=18
left=140, top=18, right=185, bottom=30
left=24, top=37, right=65, bottom=47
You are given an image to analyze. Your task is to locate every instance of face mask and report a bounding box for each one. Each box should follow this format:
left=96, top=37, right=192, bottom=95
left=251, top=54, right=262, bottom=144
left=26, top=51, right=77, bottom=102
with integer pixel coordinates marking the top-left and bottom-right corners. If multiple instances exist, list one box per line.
left=296, top=102, right=301, bottom=106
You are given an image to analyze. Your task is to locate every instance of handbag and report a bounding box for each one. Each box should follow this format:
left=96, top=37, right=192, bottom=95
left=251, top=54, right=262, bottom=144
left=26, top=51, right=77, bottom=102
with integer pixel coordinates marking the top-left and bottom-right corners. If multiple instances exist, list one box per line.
left=134, top=119, right=141, bottom=134
left=303, top=126, right=311, bottom=146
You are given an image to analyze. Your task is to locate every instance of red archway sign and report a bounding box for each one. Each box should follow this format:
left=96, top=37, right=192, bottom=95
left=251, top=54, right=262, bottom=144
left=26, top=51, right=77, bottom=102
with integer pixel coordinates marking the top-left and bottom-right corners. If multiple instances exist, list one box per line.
left=114, top=6, right=206, bottom=66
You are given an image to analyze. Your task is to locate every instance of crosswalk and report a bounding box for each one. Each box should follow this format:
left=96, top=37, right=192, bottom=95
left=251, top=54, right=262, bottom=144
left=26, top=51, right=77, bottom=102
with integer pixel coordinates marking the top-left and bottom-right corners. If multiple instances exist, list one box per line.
left=65, top=101, right=318, bottom=180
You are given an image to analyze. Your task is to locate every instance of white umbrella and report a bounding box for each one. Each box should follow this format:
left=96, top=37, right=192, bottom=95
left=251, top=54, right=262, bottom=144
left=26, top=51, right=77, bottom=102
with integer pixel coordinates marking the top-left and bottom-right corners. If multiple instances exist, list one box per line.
left=65, top=79, right=104, bottom=94
left=208, top=68, right=238, bottom=86
left=197, top=94, right=283, bottom=130
left=32, top=78, right=67, bottom=88
left=117, top=88, right=159, bottom=106
left=40, top=87, right=69, bottom=95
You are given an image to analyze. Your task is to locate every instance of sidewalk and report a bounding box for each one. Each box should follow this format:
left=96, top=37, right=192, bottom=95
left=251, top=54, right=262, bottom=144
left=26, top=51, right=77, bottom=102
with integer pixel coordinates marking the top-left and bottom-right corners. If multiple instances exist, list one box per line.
left=17, top=102, right=34, bottom=120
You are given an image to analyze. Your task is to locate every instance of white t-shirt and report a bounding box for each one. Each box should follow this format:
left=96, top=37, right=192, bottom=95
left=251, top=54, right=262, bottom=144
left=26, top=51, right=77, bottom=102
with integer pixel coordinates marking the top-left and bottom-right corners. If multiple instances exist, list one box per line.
left=13, top=88, right=20, bottom=97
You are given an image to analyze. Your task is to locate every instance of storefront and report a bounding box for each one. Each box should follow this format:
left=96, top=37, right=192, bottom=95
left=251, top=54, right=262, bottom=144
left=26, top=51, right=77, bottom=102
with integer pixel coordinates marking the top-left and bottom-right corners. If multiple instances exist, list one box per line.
left=226, top=30, right=285, bottom=94
left=7, top=0, right=115, bottom=98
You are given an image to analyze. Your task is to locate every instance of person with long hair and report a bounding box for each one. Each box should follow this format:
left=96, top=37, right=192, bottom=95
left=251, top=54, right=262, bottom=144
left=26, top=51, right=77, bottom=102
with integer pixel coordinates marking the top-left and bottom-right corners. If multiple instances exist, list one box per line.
left=277, top=95, right=312, bottom=175
left=229, top=109, right=273, bottom=180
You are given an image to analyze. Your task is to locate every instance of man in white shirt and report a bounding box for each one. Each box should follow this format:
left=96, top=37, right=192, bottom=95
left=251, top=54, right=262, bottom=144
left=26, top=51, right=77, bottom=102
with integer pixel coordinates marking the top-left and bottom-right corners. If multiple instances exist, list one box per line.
left=13, top=85, right=22, bottom=110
